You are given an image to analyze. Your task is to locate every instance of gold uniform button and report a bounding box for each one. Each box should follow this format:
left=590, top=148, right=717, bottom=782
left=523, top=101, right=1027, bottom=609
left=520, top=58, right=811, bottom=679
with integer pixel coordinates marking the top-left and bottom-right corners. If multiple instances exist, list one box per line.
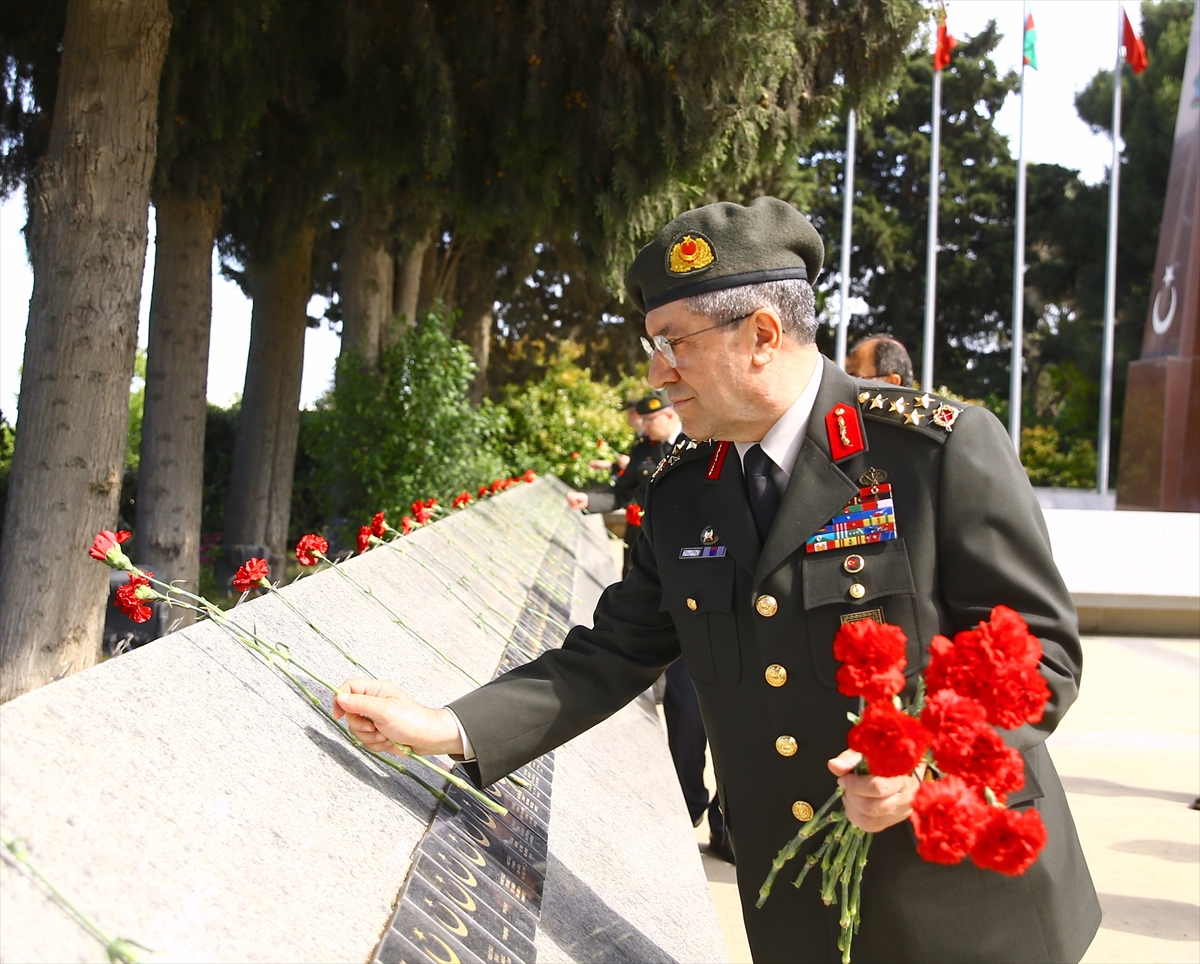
left=755, top=594, right=779, bottom=617
left=792, top=800, right=815, bottom=822
left=848, top=583, right=866, bottom=600
left=775, top=735, right=798, bottom=757
left=686, top=597, right=698, bottom=611
left=764, top=664, right=788, bottom=687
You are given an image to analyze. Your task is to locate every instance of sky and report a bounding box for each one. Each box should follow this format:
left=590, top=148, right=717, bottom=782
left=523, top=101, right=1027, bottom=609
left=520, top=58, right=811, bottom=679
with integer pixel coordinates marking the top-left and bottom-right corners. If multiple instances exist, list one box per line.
left=0, top=0, right=1148, bottom=424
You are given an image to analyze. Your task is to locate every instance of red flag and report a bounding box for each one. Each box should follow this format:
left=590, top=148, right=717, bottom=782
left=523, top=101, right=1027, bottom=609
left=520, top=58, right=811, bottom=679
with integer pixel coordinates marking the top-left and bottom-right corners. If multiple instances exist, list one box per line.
left=1122, top=7, right=1148, bottom=74
left=934, top=18, right=956, bottom=72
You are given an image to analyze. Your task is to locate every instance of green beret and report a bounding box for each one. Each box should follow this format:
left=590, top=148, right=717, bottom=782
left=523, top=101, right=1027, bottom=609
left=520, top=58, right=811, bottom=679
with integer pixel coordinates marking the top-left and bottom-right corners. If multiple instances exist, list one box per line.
left=625, top=197, right=825, bottom=313
left=635, top=389, right=673, bottom=415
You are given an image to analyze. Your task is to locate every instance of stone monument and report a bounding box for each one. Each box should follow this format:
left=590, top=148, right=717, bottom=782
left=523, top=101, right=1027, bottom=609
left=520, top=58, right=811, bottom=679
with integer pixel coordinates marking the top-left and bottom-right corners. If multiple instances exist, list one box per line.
left=1116, top=7, right=1199, bottom=511
left=0, top=479, right=728, bottom=963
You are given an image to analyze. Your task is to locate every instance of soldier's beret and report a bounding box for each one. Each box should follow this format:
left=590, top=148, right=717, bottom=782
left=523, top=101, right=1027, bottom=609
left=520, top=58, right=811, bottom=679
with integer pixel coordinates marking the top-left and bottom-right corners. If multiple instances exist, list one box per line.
left=625, top=197, right=825, bottom=314
left=635, top=389, right=673, bottom=415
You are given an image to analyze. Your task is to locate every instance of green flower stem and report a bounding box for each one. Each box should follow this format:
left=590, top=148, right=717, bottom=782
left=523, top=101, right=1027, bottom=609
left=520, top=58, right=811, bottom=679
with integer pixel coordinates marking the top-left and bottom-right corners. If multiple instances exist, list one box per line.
left=756, top=796, right=844, bottom=907
left=262, top=582, right=376, bottom=677
left=314, top=552, right=480, bottom=686
left=848, top=832, right=871, bottom=933
left=820, top=820, right=850, bottom=905
left=792, top=829, right=839, bottom=890
left=389, top=743, right=507, bottom=815
left=1, top=834, right=148, bottom=963
left=838, top=831, right=863, bottom=929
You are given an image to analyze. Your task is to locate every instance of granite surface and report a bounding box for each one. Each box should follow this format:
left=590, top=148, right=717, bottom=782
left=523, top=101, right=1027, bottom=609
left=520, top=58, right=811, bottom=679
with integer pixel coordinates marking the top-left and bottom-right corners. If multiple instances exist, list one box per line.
left=0, top=479, right=727, bottom=964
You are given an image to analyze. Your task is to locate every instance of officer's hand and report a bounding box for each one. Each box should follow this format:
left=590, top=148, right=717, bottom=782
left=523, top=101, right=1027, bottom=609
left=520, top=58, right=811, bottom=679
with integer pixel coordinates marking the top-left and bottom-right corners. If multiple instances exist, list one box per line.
left=828, top=749, right=921, bottom=833
left=333, top=678, right=464, bottom=757
left=616, top=454, right=631, bottom=470
left=588, top=459, right=613, bottom=471
left=566, top=492, right=589, bottom=510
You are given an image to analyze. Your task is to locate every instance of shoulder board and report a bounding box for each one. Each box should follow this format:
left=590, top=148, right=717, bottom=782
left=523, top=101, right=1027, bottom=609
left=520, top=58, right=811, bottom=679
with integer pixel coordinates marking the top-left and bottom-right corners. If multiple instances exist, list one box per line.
left=856, top=385, right=966, bottom=443
left=650, top=436, right=711, bottom=481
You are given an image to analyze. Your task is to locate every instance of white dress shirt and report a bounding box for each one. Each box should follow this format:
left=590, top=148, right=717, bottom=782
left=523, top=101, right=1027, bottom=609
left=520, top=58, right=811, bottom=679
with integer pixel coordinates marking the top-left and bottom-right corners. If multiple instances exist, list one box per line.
left=452, top=367, right=820, bottom=762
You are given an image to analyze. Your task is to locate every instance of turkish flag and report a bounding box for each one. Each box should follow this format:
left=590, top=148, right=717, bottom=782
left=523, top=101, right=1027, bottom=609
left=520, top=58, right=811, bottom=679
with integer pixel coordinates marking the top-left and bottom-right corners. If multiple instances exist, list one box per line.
left=934, top=21, right=956, bottom=72
left=1123, top=8, right=1148, bottom=74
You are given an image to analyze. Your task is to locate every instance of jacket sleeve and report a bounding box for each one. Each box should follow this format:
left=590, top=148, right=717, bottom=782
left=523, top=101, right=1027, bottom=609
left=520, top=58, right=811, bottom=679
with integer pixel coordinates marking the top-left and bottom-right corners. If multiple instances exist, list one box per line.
left=449, top=499, right=680, bottom=787
left=936, top=404, right=1082, bottom=754
left=586, top=454, right=645, bottom=514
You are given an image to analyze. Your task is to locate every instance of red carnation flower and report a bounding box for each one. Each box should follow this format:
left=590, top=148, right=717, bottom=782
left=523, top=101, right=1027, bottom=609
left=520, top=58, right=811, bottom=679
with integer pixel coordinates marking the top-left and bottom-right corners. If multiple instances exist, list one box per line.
left=115, top=572, right=155, bottom=624
left=370, top=512, right=386, bottom=538
left=89, top=530, right=134, bottom=570
left=970, top=806, right=1047, bottom=876
left=233, top=557, right=270, bottom=594
left=295, top=533, right=328, bottom=567
left=489, top=479, right=503, bottom=494
left=401, top=515, right=414, bottom=535
left=939, top=724, right=1025, bottom=801
left=910, top=775, right=988, bottom=864
left=116, top=530, right=132, bottom=544
left=426, top=497, right=438, bottom=508
left=413, top=504, right=433, bottom=525
left=847, top=700, right=930, bottom=777
left=626, top=503, right=643, bottom=527
left=922, top=689, right=988, bottom=762
left=833, top=618, right=908, bottom=702
left=357, top=526, right=371, bottom=555
left=478, top=485, right=489, bottom=499
left=925, top=606, right=1051, bottom=729
left=571, top=451, right=580, bottom=460
left=522, top=469, right=537, bottom=483
left=452, top=491, right=472, bottom=509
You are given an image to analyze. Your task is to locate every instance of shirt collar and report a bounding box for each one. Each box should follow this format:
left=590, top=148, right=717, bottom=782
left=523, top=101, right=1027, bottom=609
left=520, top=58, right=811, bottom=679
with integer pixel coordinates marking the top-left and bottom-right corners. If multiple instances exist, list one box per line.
left=735, top=358, right=824, bottom=481
left=667, top=423, right=683, bottom=447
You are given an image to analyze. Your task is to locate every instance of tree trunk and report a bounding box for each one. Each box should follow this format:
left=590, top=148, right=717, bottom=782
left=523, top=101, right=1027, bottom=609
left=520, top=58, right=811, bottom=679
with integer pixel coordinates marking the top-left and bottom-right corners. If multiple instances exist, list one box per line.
left=463, top=308, right=493, bottom=405
left=391, top=235, right=430, bottom=336
left=136, top=187, right=220, bottom=631
left=222, top=225, right=316, bottom=577
left=0, top=0, right=171, bottom=701
left=338, top=187, right=393, bottom=375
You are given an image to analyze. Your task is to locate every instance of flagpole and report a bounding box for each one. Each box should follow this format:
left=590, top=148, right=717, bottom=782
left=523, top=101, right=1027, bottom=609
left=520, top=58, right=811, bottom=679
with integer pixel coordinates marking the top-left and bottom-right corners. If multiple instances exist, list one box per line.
left=1098, top=1, right=1123, bottom=494
left=836, top=108, right=857, bottom=369
left=922, top=69, right=942, bottom=391
left=1009, top=46, right=1029, bottom=450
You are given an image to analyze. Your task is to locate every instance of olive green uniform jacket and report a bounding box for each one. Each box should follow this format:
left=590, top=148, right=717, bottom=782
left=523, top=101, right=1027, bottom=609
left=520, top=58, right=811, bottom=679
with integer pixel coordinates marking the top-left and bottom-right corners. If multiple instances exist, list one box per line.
left=452, top=358, right=1101, bottom=963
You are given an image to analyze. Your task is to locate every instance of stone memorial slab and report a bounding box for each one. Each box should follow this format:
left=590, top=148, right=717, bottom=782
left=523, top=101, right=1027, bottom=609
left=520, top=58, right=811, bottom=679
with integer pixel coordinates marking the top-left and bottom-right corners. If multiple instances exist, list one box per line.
left=0, top=479, right=728, bottom=964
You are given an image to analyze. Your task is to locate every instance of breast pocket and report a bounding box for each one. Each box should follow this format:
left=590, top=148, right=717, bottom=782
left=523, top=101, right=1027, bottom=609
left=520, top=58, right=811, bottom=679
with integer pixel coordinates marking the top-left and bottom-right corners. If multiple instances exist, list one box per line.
left=660, top=559, right=739, bottom=687
left=801, top=538, right=923, bottom=690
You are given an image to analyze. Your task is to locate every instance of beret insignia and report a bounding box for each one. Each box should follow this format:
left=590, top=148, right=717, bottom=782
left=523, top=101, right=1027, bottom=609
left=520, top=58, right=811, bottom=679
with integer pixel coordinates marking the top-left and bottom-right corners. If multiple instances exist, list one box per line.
left=647, top=397, right=662, bottom=410
left=667, top=234, right=715, bottom=275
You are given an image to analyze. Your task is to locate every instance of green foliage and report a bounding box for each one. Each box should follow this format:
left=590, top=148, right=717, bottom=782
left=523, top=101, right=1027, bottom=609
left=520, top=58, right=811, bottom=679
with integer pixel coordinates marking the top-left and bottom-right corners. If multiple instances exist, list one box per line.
left=201, top=401, right=239, bottom=535
left=125, top=349, right=147, bottom=471
left=0, top=410, right=14, bottom=534
left=495, top=344, right=642, bottom=489
left=312, top=304, right=510, bottom=532
left=1020, top=425, right=1098, bottom=489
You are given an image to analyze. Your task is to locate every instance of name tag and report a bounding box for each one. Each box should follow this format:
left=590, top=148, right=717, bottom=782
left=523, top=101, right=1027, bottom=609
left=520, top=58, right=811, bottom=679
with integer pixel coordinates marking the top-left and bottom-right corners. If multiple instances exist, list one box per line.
left=679, top=546, right=727, bottom=559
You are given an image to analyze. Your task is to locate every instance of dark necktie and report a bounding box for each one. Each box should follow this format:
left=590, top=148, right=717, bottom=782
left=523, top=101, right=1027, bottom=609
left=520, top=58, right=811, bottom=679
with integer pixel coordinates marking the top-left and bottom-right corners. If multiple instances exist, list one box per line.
left=744, top=443, right=780, bottom=543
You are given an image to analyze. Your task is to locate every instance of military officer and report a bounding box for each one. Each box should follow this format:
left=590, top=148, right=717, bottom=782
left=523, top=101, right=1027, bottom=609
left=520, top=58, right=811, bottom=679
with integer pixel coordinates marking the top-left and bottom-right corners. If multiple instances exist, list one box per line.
left=334, top=197, right=1101, bottom=963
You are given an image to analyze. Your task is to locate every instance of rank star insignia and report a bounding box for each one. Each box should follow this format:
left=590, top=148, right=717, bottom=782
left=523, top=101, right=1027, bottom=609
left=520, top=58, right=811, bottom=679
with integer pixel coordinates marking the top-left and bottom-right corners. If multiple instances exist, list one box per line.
left=931, top=404, right=962, bottom=431
left=914, top=393, right=933, bottom=409
left=904, top=409, right=924, bottom=425
left=870, top=393, right=886, bottom=410
left=889, top=396, right=908, bottom=415
left=858, top=391, right=872, bottom=403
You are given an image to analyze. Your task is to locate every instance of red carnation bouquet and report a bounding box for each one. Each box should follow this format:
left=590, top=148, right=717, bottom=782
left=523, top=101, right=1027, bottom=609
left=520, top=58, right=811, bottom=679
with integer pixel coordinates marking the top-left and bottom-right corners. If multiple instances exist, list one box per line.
left=757, top=607, right=1051, bottom=962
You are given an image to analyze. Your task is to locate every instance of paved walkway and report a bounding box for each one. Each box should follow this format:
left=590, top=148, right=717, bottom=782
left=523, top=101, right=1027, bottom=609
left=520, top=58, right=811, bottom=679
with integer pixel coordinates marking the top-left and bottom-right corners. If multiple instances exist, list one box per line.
left=689, top=635, right=1200, bottom=963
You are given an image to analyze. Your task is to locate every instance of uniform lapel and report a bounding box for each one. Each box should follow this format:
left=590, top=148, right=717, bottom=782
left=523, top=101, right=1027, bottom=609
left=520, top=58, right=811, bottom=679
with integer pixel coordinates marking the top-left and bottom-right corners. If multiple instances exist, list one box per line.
left=754, top=357, right=861, bottom=586
left=698, top=448, right=760, bottom=575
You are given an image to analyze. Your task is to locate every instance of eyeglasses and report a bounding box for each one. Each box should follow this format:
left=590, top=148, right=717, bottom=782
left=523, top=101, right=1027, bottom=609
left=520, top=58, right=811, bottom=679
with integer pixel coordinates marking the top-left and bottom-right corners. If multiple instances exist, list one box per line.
left=640, top=313, right=752, bottom=368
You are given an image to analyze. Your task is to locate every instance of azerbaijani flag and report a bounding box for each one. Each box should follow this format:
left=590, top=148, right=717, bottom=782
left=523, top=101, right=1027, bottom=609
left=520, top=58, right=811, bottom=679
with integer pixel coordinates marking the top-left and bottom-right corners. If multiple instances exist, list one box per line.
left=1023, top=9, right=1038, bottom=70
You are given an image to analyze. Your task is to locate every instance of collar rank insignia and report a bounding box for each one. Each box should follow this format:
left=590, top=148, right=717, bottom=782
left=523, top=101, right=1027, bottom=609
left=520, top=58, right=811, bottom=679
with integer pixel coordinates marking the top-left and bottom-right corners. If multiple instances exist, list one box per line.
left=825, top=403, right=866, bottom=462
left=806, top=483, right=897, bottom=553
left=705, top=440, right=731, bottom=480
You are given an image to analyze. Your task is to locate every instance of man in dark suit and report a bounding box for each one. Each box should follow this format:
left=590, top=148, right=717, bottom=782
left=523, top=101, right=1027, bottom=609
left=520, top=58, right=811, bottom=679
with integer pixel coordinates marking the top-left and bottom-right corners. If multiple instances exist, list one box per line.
left=334, top=198, right=1101, bottom=963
